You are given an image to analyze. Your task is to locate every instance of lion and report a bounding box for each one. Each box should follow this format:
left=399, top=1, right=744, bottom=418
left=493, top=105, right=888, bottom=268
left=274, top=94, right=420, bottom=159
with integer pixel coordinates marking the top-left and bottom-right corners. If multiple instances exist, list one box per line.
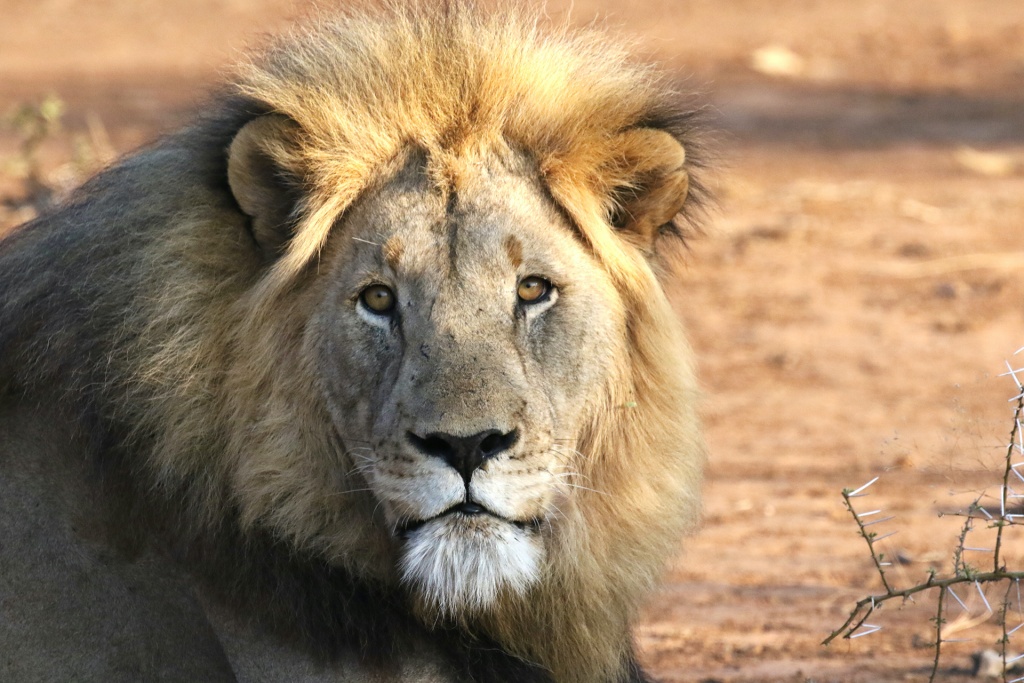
left=0, top=4, right=707, bottom=682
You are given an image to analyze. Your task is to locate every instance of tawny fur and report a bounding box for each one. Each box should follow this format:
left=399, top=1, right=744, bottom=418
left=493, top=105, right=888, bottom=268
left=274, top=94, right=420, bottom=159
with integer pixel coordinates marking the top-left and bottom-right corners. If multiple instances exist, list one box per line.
left=1, top=4, right=707, bottom=682
left=139, top=6, right=704, bottom=681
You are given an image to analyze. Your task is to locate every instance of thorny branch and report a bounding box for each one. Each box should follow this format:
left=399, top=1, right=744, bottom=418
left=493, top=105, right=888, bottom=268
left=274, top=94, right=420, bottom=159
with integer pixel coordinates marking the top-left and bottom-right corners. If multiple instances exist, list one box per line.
left=930, top=582, right=945, bottom=682
left=825, top=351, right=1024, bottom=683
left=994, top=386, right=1024, bottom=573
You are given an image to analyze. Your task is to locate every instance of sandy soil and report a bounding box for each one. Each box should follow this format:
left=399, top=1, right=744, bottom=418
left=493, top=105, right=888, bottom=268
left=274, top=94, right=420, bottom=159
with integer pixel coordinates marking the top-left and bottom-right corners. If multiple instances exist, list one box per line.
left=3, top=2, right=1024, bottom=681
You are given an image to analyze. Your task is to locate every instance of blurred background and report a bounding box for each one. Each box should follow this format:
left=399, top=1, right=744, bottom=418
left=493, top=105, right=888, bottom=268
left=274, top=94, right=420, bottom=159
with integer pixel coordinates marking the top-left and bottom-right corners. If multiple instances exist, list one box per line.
left=3, top=1, right=1024, bottom=680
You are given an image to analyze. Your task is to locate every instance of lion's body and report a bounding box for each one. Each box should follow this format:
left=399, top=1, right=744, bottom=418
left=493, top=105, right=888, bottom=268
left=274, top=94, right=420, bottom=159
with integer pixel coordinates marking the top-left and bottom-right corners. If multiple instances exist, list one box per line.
left=0, top=5, right=706, bottom=682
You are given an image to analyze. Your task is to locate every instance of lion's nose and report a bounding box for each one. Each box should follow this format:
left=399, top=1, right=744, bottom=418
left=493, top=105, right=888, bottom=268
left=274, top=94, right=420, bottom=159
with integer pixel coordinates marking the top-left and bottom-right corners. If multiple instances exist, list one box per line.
left=406, top=429, right=519, bottom=484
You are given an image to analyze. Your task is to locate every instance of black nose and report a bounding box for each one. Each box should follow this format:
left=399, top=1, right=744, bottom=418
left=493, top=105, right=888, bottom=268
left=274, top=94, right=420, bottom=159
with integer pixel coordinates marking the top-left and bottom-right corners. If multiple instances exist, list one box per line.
left=407, top=429, right=519, bottom=484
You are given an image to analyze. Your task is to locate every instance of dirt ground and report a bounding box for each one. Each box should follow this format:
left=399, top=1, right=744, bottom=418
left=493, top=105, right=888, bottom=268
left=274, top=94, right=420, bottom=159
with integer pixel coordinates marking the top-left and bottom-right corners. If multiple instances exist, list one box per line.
left=3, top=1, right=1024, bottom=681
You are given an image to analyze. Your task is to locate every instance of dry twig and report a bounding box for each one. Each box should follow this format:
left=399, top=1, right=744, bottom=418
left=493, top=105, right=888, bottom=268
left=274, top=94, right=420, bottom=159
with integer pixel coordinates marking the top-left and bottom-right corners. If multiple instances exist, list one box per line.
left=826, top=349, right=1024, bottom=683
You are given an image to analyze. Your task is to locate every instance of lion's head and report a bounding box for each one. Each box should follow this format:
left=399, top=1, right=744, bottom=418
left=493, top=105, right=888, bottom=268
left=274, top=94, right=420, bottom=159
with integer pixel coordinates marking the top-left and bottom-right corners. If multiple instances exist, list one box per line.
left=300, top=146, right=637, bottom=614
left=27, top=5, right=708, bottom=681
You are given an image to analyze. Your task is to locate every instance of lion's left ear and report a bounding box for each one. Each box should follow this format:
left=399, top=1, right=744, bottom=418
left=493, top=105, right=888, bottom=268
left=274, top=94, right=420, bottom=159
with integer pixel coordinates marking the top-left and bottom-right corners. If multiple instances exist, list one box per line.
left=607, top=128, right=690, bottom=250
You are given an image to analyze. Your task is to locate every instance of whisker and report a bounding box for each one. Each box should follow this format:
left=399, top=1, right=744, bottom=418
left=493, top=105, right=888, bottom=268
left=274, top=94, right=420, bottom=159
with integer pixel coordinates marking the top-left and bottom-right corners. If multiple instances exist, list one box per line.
left=328, top=487, right=375, bottom=498
left=546, top=503, right=569, bottom=526
left=547, top=460, right=610, bottom=496
left=342, top=449, right=377, bottom=477
left=561, top=482, right=611, bottom=496
left=549, top=443, right=590, bottom=460
left=551, top=469, right=596, bottom=483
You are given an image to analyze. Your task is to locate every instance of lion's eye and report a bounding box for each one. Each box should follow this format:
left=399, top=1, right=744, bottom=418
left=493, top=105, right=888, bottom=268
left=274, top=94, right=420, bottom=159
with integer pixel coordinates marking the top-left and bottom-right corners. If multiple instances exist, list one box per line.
left=517, top=276, right=551, bottom=304
left=359, top=284, right=396, bottom=314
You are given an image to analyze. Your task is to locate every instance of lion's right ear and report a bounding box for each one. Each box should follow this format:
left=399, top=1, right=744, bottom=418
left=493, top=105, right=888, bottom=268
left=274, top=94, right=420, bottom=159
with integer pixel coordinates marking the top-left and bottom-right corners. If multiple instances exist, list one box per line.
left=227, top=115, right=304, bottom=258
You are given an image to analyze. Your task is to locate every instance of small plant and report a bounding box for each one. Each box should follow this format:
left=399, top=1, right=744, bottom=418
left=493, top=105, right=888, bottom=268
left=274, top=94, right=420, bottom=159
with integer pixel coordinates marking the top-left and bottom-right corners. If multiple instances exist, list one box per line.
left=4, top=94, right=66, bottom=211
left=826, top=346, right=1024, bottom=682
left=2, top=95, right=112, bottom=231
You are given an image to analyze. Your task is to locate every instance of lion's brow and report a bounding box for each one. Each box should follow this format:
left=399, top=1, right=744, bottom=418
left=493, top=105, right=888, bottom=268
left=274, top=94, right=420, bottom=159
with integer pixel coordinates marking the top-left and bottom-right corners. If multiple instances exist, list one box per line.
left=382, top=235, right=405, bottom=269
left=503, top=235, right=523, bottom=269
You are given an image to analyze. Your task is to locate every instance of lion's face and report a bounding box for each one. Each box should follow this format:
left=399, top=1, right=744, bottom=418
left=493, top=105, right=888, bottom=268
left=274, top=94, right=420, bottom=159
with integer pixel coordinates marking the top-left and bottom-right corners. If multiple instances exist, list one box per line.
left=304, top=151, right=627, bottom=614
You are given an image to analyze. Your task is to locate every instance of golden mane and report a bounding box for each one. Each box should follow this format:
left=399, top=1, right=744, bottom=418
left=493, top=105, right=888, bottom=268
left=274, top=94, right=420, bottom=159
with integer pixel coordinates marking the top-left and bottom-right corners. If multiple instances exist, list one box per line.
left=234, top=2, right=703, bottom=307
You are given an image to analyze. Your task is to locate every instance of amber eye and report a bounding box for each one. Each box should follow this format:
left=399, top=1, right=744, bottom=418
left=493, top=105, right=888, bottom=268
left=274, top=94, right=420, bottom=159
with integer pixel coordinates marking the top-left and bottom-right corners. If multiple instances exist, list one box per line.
left=359, top=284, right=396, bottom=314
left=517, top=276, right=551, bottom=304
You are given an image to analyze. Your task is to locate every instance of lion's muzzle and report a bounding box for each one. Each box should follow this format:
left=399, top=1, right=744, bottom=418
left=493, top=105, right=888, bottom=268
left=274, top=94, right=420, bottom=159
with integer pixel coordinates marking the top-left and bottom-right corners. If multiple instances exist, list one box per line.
left=397, top=501, right=541, bottom=539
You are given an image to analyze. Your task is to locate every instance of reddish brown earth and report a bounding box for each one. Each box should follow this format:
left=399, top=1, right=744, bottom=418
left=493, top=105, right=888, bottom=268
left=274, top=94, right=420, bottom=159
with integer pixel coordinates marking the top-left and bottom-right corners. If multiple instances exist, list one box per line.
left=3, top=2, right=1024, bottom=681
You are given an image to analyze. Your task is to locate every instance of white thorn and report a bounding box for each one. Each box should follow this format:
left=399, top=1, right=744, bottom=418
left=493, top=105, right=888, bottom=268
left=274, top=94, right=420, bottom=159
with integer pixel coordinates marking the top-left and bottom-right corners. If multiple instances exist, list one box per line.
left=1003, top=361, right=1024, bottom=389
left=849, top=477, right=879, bottom=497
left=850, top=624, right=882, bottom=639
left=863, top=516, right=896, bottom=527
left=976, top=581, right=993, bottom=614
left=948, top=586, right=968, bottom=612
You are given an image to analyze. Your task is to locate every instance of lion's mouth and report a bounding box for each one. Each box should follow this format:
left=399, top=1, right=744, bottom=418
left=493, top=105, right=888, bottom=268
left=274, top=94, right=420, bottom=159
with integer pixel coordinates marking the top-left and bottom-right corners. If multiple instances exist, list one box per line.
left=397, top=502, right=541, bottom=538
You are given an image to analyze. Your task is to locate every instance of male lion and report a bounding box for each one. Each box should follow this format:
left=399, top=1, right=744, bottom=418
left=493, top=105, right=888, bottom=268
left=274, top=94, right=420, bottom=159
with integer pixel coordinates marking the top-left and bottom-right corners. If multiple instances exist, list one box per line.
left=0, top=4, right=706, bottom=682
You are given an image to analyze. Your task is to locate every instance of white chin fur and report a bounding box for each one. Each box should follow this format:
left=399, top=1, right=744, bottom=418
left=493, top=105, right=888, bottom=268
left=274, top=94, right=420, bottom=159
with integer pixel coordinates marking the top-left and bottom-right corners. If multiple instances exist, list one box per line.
left=399, top=516, right=542, bottom=616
